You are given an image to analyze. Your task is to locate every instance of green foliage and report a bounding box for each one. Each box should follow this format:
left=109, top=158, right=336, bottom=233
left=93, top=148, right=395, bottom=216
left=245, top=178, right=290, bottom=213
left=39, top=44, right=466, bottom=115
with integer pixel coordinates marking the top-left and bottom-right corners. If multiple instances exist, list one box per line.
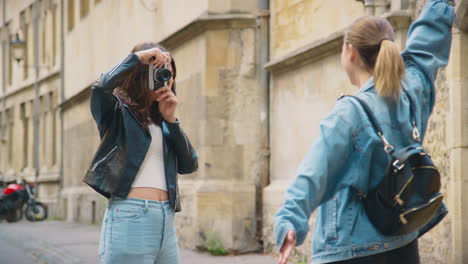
left=264, top=242, right=275, bottom=254
left=203, top=232, right=228, bottom=256
left=290, top=249, right=308, bottom=264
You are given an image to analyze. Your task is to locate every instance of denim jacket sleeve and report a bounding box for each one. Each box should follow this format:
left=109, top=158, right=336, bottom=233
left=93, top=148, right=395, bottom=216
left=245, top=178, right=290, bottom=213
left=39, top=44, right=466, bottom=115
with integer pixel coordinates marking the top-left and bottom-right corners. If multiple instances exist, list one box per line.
left=401, top=0, right=455, bottom=116
left=274, top=99, right=357, bottom=249
left=90, top=53, right=141, bottom=132
left=163, top=120, right=199, bottom=174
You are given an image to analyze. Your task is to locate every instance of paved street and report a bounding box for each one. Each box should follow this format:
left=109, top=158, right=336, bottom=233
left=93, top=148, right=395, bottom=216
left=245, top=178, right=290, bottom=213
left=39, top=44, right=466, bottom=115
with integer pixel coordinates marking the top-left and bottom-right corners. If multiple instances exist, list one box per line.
left=0, top=238, right=37, bottom=264
left=0, top=220, right=278, bottom=264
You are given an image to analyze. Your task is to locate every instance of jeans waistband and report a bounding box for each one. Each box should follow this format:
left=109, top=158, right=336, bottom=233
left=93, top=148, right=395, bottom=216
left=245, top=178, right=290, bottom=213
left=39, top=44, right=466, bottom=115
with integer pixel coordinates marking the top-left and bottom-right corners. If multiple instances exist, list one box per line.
left=109, top=197, right=171, bottom=210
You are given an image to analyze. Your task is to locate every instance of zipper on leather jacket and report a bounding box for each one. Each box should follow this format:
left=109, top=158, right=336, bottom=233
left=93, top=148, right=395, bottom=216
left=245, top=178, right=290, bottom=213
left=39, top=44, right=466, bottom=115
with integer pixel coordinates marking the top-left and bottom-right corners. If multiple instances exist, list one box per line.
left=113, top=91, right=150, bottom=136
left=123, top=104, right=150, bottom=136
left=108, top=57, right=127, bottom=76
left=91, top=146, right=119, bottom=172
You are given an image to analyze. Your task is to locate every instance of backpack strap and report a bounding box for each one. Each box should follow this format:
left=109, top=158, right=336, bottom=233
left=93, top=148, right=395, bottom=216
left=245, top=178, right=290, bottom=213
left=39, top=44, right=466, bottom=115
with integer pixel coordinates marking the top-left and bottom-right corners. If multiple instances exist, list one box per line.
left=340, top=95, right=395, bottom=154
left=339, top=91, right=421, bottom=150
left=404, top=90, right=421, bottom=142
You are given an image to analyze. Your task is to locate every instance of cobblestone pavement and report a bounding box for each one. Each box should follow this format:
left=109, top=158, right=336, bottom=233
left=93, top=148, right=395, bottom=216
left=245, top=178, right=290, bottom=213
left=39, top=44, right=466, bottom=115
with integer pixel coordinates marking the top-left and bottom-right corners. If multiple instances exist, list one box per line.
left=0, top=220, right=279, bottom=264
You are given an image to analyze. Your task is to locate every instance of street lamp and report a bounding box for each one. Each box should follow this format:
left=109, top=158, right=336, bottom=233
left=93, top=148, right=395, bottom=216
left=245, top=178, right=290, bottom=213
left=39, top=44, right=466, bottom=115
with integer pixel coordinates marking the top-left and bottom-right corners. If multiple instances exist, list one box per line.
left=10, top=33, right=26, bottom=64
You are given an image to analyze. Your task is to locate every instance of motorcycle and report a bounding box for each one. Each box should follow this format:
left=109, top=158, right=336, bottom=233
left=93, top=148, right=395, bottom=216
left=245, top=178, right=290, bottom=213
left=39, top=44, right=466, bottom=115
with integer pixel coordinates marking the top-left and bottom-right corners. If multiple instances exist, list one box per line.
left=0, top=178, right=48, bottom=223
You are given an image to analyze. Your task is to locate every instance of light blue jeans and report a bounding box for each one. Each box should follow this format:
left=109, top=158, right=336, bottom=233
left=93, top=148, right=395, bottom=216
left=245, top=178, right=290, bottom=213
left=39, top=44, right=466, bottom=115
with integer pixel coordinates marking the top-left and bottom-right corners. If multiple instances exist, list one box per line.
left=98, top=197, right=179, bottom=264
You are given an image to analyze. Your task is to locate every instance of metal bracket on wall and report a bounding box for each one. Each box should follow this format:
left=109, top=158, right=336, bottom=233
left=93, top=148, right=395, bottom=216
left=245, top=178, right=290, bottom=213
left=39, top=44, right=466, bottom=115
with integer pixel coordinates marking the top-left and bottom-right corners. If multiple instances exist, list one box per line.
left=355, top=0, right=391, bottom=15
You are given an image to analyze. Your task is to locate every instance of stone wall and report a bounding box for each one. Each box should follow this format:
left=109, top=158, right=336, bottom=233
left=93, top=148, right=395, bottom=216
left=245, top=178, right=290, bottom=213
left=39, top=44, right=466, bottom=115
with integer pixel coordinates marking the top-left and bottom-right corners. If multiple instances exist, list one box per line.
left=270, top=0, right=365, bottom=59
left=420, top=1, right=468, bottom=263
left=263, top=50, right=355, bottom=263
left=61, top=92, right=106, bottom=223
left=168, top=23, right=266, bottom=252
left=418, top=68, right=452, bottom=264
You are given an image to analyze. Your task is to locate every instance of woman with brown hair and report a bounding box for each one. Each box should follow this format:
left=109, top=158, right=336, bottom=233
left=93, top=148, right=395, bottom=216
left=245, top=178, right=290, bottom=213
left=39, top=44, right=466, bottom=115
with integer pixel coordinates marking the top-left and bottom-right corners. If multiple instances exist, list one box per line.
left=274, top=0, right=455, bottom=263
left=83, top=42, right=198, bottom=264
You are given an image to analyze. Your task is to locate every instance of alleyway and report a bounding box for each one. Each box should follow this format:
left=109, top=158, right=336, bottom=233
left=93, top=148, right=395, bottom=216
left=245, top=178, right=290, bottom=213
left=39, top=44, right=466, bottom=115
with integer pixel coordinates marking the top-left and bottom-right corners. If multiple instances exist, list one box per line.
left=0, top=220, right=278, bottom=264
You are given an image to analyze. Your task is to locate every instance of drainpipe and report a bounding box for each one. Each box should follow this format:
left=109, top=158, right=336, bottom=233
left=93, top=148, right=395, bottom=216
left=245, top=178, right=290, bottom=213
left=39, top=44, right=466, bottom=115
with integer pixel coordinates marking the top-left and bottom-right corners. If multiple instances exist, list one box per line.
left=256, top=0, right=270, bottom=248
left=259, top=0, right=270, bottom=177
left=1, top=0, right=6, bottom=141
left=58, top=0, right=65, bottom=213
left=32, top=0, right=40, bottom=185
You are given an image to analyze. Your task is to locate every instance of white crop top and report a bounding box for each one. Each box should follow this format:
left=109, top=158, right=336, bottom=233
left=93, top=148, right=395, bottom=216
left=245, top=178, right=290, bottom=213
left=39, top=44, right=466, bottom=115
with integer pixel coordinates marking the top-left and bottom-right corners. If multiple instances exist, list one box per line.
left=132, top=123, right=167, bottom=191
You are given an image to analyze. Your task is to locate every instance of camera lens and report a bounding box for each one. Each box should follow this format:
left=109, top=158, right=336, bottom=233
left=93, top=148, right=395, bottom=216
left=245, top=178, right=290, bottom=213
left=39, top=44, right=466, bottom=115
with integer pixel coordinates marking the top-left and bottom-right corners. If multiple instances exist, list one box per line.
left=153, top=68, right=172, bottom=83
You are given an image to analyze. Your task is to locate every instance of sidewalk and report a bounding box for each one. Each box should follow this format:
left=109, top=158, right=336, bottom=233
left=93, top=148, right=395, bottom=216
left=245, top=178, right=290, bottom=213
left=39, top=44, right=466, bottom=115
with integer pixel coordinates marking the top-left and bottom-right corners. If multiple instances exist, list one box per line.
left=0, top=220, right=278, bottom=264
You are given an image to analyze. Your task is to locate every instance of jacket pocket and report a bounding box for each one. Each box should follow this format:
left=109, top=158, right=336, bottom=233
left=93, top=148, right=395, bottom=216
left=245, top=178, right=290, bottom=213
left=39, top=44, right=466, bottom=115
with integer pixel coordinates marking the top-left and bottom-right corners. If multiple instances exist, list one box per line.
left=91, top=146, right=119, bottom=172
left=324, top=198, right=338, bottom=242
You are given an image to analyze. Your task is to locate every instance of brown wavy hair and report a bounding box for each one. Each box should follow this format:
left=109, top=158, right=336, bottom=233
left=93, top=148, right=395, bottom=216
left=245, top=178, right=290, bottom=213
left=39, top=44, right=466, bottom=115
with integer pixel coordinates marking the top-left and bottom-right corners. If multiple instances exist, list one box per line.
left=345, top=16, right=405, bottom=99
left=116, top=42, right=177, bottom=126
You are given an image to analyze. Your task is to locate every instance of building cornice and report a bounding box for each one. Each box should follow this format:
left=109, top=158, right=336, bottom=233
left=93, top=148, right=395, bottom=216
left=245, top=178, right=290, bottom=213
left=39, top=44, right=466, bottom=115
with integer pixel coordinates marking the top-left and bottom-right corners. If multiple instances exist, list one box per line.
left=265, top=31, right=344, bottom=74
left=265, top=10, right=413, bottom=74
left=160, top=13, right=257, bottom=49
left=383, top=10, right=413, bottom=30
left=0, top=68, right=60, bottom=100
left=59, top=85, right=91, bottom=110
left=57, top=13, right=258, bottom=107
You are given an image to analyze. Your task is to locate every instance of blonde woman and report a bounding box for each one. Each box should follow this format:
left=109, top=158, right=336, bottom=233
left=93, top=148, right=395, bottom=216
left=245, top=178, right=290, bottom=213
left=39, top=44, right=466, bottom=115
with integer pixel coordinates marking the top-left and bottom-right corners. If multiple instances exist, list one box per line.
left=275, top=0, right=455, bottom=263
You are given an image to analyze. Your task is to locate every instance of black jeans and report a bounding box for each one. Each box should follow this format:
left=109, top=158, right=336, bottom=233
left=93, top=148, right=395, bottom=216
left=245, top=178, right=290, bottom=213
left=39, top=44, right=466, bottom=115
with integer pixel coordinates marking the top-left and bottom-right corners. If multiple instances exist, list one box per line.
left=330, top=239, right=420, bottom=264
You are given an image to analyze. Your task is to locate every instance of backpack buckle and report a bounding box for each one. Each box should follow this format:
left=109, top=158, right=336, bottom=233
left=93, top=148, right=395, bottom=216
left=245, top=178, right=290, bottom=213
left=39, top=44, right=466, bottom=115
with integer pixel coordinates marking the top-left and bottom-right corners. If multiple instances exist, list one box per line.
left=394, top=195, right=404, bottom=206
left=378, top=132, right=394, bottom=153
left=358, top=191, right=367, bottom=200
left=392, top=159, right=405, bottom=171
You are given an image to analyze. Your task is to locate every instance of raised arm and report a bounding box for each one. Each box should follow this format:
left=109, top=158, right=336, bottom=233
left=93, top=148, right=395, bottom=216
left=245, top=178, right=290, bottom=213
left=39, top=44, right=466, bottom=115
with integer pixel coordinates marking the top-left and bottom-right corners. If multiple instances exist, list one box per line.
left=90, top=48, right=171, bottom=133
left=90, top=53, right=141, bottom=132
left=401, top=0, right=455, bottom=84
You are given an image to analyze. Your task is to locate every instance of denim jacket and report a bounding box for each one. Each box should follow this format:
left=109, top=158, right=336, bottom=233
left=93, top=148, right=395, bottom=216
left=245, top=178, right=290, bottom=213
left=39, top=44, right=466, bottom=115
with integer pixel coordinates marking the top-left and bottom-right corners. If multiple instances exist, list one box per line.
left=274, top=1, right=455, bottom=263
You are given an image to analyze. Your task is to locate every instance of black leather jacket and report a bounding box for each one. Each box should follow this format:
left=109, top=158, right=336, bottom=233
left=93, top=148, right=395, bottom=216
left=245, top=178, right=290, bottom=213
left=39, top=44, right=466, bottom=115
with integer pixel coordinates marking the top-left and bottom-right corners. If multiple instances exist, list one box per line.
left=83, top=53, right=198, bottom=212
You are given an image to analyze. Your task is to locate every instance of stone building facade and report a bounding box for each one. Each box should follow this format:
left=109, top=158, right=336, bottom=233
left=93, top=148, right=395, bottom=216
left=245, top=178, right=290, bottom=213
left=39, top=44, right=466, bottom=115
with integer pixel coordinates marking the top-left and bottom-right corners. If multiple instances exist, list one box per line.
left=0, top=0, right=467, bottom=263
left=0, top=0, right=62, bottom=217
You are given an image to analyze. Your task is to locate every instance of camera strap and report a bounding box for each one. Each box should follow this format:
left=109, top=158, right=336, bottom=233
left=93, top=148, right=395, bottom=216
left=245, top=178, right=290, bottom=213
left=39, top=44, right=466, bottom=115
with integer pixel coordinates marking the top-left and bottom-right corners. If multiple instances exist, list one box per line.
left=149, top=65, right=154, bottom=91
left=164, top=62, right=169, bottom=88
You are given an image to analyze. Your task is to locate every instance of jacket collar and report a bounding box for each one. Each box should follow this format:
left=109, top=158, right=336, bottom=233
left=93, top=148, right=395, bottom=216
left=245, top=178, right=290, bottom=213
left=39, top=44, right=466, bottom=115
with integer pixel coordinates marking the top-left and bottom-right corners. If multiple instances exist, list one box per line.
left=357, top=77, right=375, bottom=94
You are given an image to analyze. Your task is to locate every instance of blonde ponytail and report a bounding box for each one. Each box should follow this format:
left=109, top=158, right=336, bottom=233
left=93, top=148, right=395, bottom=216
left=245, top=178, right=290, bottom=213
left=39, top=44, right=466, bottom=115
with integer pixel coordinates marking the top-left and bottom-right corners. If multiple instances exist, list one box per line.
left=346, top=16, right=405, bottom=100
left=374, top=40, right=405, bottom=99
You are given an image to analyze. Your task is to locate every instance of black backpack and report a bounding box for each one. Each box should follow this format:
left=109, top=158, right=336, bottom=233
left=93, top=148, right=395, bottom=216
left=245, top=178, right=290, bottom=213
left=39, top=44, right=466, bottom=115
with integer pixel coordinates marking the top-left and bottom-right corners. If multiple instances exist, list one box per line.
left=343, top=94, right=444, bottom=236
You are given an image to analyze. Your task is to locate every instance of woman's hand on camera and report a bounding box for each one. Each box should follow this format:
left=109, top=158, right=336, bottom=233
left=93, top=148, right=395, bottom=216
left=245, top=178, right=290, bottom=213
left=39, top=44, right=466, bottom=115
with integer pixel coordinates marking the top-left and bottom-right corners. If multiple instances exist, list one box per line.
left=278, top=230, right=296, bottom=264
left=135, top=48, right=171, bottom=69
left=155, top=87, right=178, bottom=123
